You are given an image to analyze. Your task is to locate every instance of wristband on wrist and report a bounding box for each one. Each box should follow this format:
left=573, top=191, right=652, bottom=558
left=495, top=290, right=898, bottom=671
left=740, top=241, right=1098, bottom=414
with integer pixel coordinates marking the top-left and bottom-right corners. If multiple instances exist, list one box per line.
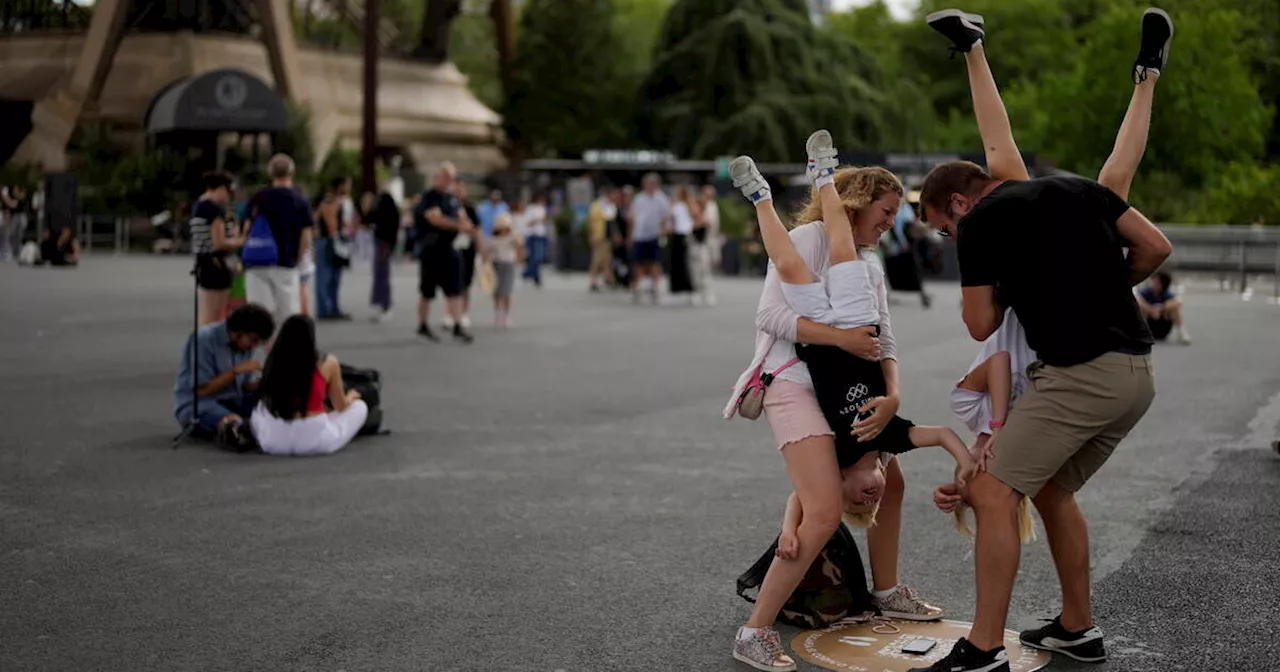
left=988, top=420, right=1006, bottom=430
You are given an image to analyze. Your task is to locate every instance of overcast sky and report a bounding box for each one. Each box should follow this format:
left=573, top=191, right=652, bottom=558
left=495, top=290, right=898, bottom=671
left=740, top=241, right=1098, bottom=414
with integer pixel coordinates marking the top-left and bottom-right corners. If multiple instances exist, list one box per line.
left=830, top=0, right=916, bottom=20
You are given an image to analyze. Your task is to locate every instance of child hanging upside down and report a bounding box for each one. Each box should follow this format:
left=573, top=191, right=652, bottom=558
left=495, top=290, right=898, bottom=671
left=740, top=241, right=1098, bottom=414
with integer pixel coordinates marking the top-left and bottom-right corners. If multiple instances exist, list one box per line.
left=731, top=131, right=979, bottom=562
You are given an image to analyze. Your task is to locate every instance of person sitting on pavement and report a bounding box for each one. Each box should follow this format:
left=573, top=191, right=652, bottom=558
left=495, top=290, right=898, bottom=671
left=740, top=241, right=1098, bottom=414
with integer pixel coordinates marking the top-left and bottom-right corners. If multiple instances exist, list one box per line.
left=173, top=303, right=276, bottom=450
left=250, top=315, right=368, bottom=457
left=1136, top=270, right=1191, bottom=345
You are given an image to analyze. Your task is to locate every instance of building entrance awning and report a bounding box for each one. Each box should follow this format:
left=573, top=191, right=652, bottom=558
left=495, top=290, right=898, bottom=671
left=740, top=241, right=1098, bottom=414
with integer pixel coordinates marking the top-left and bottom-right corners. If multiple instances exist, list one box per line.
left=144, top=68, right=286, bottom=135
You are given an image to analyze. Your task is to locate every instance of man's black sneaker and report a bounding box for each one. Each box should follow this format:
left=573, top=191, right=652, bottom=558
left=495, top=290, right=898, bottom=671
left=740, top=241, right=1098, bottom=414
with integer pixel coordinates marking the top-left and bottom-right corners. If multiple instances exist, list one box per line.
left=907, top=638, right=1008, bottom=672
left=1019, top=616, right=1107, bottom=663
left=453, top=324, right=474, bottom=344
left=1134, top=8, right=1173, bottom=84
left=417, top=323, right=440, bottom=342
left=926, top=9, right=985, bottom=54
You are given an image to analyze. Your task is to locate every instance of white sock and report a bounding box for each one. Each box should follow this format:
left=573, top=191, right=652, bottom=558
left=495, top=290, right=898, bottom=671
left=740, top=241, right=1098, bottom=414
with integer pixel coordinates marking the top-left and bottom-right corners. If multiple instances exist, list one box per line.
left=460, top=314, right=472, bottom=329
left=971, top=37, right=983, bottom=51
left=442, top=315, right=456, bottom=329
left=814, top=174, right=835, bottom=189
left=749, top=189, right=772, bottom=206
left=872, top=584, right=899, bottom=600
left=738, top=626, right=760, bottom=641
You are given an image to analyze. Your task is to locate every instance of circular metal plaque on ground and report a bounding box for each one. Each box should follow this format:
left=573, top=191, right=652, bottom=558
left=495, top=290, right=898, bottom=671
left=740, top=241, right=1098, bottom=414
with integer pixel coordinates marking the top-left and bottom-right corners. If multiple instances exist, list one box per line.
left=791, top=619, right=1051, bottom=672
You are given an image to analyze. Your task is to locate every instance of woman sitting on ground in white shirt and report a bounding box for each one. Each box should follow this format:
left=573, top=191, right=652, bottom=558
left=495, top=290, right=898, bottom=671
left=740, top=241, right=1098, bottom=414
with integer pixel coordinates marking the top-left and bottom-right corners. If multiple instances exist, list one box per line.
left=251, top=315, right=368, bottom=456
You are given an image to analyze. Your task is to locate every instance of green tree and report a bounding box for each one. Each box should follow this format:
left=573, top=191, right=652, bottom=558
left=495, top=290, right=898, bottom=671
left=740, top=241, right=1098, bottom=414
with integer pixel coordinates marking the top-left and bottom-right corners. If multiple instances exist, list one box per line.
left=640, top=0, right=889, bottom=162
left=1010, top=4, right=1272, bottom=220
left=505, top=0, right=632, bottom=157
left=450, top=0, right=505, bottom=111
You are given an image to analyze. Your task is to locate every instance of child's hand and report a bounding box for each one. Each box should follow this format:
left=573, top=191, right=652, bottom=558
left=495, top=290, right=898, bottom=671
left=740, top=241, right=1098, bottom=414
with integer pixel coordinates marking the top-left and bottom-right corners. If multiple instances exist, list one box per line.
left=933, top=483, right=963, bottom=513
left=986, top=427, right=1001, bottom=461
left=955, top=459, right=980, bottom=488
left=776, top=532, right=800, bottom=561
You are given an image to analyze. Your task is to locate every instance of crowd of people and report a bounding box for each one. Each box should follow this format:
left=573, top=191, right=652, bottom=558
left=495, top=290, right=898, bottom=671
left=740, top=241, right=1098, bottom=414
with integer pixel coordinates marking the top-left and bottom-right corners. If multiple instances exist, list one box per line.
left=726, top=8, right=1177, bottom=672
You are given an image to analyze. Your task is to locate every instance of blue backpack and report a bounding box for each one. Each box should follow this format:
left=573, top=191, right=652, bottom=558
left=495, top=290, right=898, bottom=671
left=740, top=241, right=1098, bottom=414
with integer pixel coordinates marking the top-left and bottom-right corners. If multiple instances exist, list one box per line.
left=241, top=214, right=278, bottom=267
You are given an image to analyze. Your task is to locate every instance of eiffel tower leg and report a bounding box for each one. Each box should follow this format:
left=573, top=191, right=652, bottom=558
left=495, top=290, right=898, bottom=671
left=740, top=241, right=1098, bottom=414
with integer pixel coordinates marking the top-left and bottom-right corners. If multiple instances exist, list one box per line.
left=12, top=0, right=130, bottom=169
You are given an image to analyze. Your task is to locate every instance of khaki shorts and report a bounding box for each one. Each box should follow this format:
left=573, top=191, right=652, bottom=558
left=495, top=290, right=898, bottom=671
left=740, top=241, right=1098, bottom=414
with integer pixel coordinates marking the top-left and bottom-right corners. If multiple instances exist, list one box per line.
left=590, top=240, right=612, bottom=270
left=988, top=352, right=1155, bottom=497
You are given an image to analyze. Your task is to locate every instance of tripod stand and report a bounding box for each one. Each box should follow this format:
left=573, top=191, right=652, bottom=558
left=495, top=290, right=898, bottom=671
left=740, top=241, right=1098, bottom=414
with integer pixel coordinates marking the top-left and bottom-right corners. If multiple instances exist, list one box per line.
left=172, top=261, right=201, bottom=449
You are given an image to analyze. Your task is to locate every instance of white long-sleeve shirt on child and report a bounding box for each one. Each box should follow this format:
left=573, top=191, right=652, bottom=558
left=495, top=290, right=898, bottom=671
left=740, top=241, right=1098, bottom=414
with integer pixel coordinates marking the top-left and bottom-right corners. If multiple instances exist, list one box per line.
left=779, top=259, right=880, bottom=330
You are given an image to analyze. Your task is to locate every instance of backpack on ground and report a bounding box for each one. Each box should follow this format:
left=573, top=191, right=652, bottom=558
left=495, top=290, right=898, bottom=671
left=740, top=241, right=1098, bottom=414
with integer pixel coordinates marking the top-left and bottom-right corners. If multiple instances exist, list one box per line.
left=241, top=214, right=279, bottom=267
left=736, top=523, right=875, bottom=629
left=340, top=364, right=386, bottom=435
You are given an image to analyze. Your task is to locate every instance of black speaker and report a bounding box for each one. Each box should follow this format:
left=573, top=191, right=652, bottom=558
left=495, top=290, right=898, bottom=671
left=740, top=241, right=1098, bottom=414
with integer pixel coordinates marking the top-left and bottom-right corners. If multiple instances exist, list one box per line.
left=43, top=172, right=78, bottom=234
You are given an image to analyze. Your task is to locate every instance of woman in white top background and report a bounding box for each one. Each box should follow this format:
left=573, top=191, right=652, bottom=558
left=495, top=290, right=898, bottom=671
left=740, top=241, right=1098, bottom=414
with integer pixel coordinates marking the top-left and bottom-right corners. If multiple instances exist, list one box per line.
left=667, top=184, right=698, bottom=301
left=521, top=194, right=549, bottom=287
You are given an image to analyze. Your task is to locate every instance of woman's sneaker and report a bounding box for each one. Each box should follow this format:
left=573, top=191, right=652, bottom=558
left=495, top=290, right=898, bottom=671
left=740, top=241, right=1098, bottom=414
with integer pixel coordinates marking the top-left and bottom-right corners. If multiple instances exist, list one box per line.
left=805, top=130, right=840, bottom=188
left=926, top=9, right=985, bottom=54
left=1019, top=615, right=1107, bottom=663
left=730, top=156, right=772, bottom=205
left=733, top=626, right=796, bottom=672
left=908, top=638, right=1008, bottom=672
left=873, top=584, right=943, bottom=621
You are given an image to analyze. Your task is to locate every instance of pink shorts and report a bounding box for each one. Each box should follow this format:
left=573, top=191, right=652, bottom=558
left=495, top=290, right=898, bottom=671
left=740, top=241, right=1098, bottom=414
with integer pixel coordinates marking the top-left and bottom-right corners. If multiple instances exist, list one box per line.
left=763, top=380, right=835, bottom=450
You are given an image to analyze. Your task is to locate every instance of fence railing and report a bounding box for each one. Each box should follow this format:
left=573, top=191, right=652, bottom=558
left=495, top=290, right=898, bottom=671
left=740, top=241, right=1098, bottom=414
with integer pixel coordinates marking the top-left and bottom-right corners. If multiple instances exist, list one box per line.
left=76, top=215, right=128, bottom=255
left=1158, top=225, right=1280, bottom=295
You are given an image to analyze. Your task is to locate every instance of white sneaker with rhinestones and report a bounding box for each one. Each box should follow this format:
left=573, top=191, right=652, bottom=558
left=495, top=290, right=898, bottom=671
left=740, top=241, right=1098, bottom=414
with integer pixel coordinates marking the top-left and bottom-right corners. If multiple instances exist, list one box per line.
left=873, top=584, right=944, bottom=621
left=733, top=626, right=796, bottom=672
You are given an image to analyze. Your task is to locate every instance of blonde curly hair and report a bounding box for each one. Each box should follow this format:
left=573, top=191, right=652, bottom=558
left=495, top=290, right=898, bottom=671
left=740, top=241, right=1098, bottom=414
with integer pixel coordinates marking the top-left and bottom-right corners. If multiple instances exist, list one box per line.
left=795, top=166, right=904, bottom=230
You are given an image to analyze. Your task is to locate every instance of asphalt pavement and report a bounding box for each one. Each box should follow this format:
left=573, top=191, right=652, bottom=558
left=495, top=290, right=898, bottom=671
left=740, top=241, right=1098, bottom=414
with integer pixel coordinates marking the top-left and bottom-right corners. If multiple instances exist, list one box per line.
left=1, top=256, right=1277, bottom=672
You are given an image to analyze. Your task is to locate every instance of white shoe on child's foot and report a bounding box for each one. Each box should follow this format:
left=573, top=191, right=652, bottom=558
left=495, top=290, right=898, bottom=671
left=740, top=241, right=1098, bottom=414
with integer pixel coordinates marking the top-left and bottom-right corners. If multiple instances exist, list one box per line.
left=805, top=130, right=840, bottom=188
left=730, top=156, right=771, bottom=205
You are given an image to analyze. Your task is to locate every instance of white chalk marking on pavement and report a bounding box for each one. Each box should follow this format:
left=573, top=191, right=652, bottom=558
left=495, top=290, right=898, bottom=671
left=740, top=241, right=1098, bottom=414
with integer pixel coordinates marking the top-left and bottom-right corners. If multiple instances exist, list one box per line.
left=1240, top=388, right=1280, bottom=450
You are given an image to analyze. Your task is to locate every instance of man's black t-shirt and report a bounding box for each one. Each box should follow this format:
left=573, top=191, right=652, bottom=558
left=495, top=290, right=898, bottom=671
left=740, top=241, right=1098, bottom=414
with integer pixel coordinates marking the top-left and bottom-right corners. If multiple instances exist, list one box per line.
left=957, top=176, right=1153, bottom=367
left=247, top=186, right=313, bottom=268
left=412, top=188, right=460, bottom=257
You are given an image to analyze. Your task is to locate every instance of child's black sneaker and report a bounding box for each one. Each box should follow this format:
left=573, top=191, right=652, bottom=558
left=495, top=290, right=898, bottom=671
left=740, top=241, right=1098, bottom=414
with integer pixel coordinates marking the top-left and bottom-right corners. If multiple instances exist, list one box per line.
left=1019, top=616, right=1107, bottom=663
left=1134, top=8, right=1173, bottom=84
left=453, top=324, right=474, bottom=344
left=907, top=637, right=1007, bottom=672
left=417, top=323, right=440, bottom=342
left=926, top=9, right=985, bottom=54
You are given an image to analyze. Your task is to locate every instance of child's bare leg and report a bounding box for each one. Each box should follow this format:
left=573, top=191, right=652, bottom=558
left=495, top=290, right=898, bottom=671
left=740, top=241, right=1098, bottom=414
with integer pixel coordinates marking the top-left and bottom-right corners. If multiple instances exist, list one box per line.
left=730, top=156, right=812, bottom=285
left=1100, top=7, right=1173, bottom=199
left=966, top=45, right=1030, bottom=182
left=805, top=130, right=857, bottom=265
left=927, top=12, right=1030, bottom=182
left=1098, top=78, right=1156, bottom=200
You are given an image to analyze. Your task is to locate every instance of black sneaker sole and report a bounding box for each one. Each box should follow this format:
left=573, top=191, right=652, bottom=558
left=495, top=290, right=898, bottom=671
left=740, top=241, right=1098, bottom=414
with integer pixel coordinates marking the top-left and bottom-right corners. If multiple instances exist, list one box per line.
left=1019, top=637, right=1107, bottom=663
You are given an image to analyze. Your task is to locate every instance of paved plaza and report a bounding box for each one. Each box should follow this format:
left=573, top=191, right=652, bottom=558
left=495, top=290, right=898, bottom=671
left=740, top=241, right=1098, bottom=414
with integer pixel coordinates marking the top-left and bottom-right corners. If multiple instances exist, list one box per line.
left=2, top=256, right=1278, bottom=672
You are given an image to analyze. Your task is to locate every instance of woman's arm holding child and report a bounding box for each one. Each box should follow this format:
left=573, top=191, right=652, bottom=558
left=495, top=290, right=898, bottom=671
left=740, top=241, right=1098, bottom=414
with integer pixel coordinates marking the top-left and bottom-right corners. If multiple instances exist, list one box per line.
left=776, top=492, right=803, bottom=560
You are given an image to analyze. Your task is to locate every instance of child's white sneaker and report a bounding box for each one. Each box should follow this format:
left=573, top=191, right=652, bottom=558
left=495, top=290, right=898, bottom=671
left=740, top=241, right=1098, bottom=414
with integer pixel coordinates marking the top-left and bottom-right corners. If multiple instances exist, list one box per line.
left=730, top=156, right=771, bottom=205
left=805, top=129, right=839, bottom=188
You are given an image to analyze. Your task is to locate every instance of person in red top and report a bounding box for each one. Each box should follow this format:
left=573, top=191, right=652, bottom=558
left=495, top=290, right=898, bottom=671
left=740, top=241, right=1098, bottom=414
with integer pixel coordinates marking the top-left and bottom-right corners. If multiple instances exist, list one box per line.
left=250, top=315, right=367, bottom=456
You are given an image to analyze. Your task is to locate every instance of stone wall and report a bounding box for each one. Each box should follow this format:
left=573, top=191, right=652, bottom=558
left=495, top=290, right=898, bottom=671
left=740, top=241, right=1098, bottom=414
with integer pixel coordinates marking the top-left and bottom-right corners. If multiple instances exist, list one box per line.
left=0, top=31, right=505, bottom=174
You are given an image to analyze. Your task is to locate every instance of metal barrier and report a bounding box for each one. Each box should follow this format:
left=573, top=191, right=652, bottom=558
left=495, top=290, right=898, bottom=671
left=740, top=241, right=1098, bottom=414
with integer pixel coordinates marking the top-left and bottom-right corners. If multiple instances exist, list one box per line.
left=1159, top=225, right=1280, bottom=296
left=76, top=215, right=128, bottom=255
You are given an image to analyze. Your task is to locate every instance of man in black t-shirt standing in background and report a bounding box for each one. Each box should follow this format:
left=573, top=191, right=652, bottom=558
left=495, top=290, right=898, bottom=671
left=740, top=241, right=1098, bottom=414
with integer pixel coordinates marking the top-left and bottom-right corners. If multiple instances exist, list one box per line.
left=412, top=163, right=474, bottom=343
left=918, top=160, right=1172, bottom=670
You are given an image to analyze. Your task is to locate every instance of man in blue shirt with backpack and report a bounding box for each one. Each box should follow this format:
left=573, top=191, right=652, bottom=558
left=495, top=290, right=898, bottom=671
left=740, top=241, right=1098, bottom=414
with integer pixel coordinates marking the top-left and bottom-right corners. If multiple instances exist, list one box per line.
left=242, top=154, right=314, bottom=329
